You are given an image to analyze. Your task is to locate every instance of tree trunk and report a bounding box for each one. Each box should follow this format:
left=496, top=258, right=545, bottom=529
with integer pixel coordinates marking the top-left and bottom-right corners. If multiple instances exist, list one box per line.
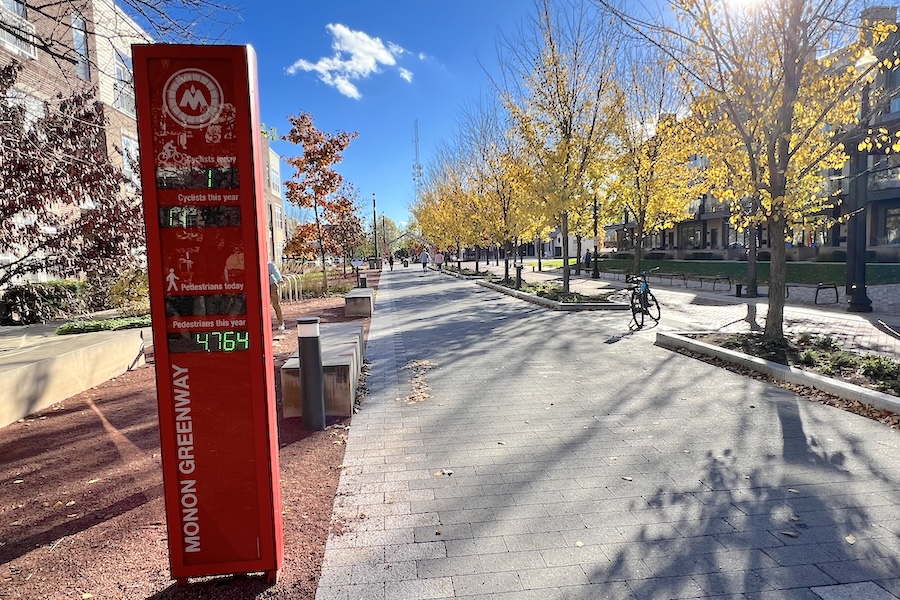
left=536, top=236, right=542, bottom=272
left=503, top=241, right=512, bottom=280
left=475, top=245, right=480, bottom=274
left=763, top=219, right=787, bottom=341
left=632, top=224, right=644, bottom=274
left=313, top=200, right=329, bottom=294
left=745, top=228, right=759, bottom=298
left=561, top=211, right=570, bottom=292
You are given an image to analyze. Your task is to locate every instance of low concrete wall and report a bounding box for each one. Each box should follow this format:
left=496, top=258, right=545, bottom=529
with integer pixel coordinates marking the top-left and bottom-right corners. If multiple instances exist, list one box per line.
left=0, top=329, right=146, bottom=428
left=345, top=288, right=375, bottom=317
left=281, top=323, right=365, bottom=419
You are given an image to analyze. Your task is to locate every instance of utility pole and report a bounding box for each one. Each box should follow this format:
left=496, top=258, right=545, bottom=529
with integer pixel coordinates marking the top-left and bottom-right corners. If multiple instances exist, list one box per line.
left=372, top=193, right=377, bottom=265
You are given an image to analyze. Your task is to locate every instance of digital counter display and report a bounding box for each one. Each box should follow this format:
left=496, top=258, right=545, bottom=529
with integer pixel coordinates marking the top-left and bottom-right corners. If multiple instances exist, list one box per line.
left=168, top=330, right=250, bottom=353
left=156, top=166, right=239, bottom=189
left=166, top=294, right=246, bottom=317
left=160, top=206, right=242, bottom=227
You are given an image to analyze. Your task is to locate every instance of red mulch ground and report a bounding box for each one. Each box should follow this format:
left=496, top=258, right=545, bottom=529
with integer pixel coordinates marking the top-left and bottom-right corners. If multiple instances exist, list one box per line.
left=0, top=270, right=379, bottom=600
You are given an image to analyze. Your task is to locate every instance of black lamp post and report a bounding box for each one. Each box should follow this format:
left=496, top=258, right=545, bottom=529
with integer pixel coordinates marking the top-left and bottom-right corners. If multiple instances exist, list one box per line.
left=592, top=195, right=600, bottom=278
left=846, top=60, right=875, bottom=313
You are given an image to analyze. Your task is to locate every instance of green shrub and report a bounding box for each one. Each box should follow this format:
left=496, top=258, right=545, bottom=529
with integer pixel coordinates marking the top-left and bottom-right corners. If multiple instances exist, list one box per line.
left=827, top=351, right=857, bottom=371
left=812, top=335, right=840, bottom=351
left=109, top=269, right=150, bottom=316
left=798, top=349, right=820, bottom=366
left=0, top=281, right=88, bottom=324
left=819, top=250, right=847, bottom=262
left=56, top=315, right=151, bottom=335
left=860, top=355, right=900, bottom=380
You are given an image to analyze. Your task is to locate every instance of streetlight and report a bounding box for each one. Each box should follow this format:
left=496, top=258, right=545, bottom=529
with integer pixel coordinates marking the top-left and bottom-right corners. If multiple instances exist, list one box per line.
left=372, top=193, right=378, bottom=268
left=846, top=50, right=876, bottom=313
left=592, top=195, right=600, bottom=279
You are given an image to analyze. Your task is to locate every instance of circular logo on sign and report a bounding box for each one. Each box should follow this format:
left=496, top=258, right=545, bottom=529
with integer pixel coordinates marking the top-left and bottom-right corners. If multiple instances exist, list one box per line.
left=163, top=68, right=223, bottom=129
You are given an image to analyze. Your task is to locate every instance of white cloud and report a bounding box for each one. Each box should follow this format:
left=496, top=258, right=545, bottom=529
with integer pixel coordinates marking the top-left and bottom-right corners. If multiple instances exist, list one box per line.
left=287, top=23, right=413, bottom=99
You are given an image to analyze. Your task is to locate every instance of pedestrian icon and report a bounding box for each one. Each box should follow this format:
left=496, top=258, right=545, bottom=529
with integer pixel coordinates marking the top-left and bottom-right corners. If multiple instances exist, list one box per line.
left=166, top=268, right=180, bottom=291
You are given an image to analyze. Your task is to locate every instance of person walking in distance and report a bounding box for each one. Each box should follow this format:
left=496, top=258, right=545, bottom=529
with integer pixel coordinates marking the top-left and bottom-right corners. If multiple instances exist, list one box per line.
left=268, top=260, right=285, bottom=331
left=388, top=255, right=394, bottom=271
left=419, top=249, right=431, bottom=272
left=435, top=250, right=444, bottom=272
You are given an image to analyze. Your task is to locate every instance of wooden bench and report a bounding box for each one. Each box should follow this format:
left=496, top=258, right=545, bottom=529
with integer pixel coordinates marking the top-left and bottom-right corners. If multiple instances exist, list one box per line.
left=786, top=282, right=839, bottom=304
left=688, top=274, right=731, bottom=291
left=280, top=323, right=366, bottom=419
left=654, top=271, right=686, bottom=285
left=344, top=287, right=375, bottom=317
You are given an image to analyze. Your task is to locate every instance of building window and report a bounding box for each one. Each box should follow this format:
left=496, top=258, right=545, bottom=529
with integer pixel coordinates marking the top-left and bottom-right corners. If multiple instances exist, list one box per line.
left=72, top=14, right=90, bottom=81
left=268, top=160, right=281, bottom=196
left=0, top=0, right=36, bottom=59
left=114, top=50, right=135, bottom=115
left=679, top=224, right=702, bottom=250
left=6, top=88, right=45, bottom=130
left=121, top=135, right=139, bottom=185
left=885, top=207, right=900, bottom=245
left=273, top=206, right=283, bottom=230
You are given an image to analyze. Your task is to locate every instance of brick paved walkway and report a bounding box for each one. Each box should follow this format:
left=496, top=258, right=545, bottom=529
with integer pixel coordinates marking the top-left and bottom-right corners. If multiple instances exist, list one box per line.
left=315, top=265, right=900, bottom=599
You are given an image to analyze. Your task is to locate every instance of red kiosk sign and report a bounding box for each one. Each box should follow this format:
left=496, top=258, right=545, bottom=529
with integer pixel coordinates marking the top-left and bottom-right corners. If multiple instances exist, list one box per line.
left=132, top=45, right=282, bottom=584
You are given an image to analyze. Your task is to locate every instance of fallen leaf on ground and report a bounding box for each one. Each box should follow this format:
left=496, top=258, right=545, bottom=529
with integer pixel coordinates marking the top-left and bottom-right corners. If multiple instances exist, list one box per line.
left=845, top=534, right=857, bottom=544
left=780, top=531, right=800, bottom=538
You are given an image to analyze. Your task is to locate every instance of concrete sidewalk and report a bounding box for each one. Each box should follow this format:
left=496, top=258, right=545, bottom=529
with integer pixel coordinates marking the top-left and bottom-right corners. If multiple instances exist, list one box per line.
left=471, top=261, right=900, bottom=359
left=316, top=264, right=900, bottom=599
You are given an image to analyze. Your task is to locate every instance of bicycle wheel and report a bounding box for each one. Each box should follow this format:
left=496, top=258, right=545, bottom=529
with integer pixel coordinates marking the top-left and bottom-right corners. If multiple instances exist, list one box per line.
left=630, top=291, right=645, bottom=328
left=645, top=291, right=661, bottom=322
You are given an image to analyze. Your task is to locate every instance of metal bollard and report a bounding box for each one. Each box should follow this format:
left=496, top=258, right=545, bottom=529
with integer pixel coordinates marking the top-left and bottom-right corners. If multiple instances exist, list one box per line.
left=359, top=272, right=367, bottom=288
left=297, top=316, right=326, bottom=431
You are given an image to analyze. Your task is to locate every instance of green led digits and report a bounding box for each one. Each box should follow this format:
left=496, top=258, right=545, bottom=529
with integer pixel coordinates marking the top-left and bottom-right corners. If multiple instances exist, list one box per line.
left=198, top=330, right=249, bottom=352
left=167, top=330, right=250, bottom=353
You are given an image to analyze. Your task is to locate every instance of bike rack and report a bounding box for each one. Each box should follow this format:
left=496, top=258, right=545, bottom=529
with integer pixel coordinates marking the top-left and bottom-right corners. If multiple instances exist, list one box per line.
left=280, top=274, right=304, bottom=303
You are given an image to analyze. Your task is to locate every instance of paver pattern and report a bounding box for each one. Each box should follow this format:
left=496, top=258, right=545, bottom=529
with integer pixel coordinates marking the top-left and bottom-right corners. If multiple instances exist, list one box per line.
left=316, top=265, right=900, bottom=599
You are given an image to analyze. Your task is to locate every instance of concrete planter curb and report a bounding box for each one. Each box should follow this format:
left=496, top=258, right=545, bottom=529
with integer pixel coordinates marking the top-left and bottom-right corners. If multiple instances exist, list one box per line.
left=656, top=331, right=900, bottom=414
left=476, top=280, right=629, bottom=311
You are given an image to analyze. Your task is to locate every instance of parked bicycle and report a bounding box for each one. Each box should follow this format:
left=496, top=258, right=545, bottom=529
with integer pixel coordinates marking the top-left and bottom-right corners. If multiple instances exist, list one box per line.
left=626, top=267, right=661, bottom=329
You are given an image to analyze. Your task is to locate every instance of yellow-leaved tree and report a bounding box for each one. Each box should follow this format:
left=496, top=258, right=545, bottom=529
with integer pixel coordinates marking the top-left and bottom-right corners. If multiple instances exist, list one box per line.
left=601, top=0, right=898, bottom=341
left=605, top=48, right=697, bottom=274
left=496, top=0, right=621, bottom=292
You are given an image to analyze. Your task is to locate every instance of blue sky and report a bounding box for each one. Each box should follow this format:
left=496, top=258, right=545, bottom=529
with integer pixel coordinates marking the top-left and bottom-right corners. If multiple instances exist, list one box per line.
left=226, top=1, right=538, bottom=228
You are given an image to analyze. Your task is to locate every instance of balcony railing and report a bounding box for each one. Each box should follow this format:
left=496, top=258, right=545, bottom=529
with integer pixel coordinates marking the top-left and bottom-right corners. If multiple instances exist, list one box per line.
left=0, top=9, right=37, bottom=60
left=869, top=164, right=900, bottom=190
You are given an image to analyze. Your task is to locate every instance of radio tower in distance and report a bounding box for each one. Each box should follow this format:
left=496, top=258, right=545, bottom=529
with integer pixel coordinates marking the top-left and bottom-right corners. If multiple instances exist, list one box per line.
left=412, top=120, right=424, bottom=203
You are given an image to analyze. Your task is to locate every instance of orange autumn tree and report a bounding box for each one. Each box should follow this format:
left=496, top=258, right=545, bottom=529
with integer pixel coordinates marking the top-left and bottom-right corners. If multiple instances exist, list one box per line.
left=283, top=112, right=358, bottom=292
